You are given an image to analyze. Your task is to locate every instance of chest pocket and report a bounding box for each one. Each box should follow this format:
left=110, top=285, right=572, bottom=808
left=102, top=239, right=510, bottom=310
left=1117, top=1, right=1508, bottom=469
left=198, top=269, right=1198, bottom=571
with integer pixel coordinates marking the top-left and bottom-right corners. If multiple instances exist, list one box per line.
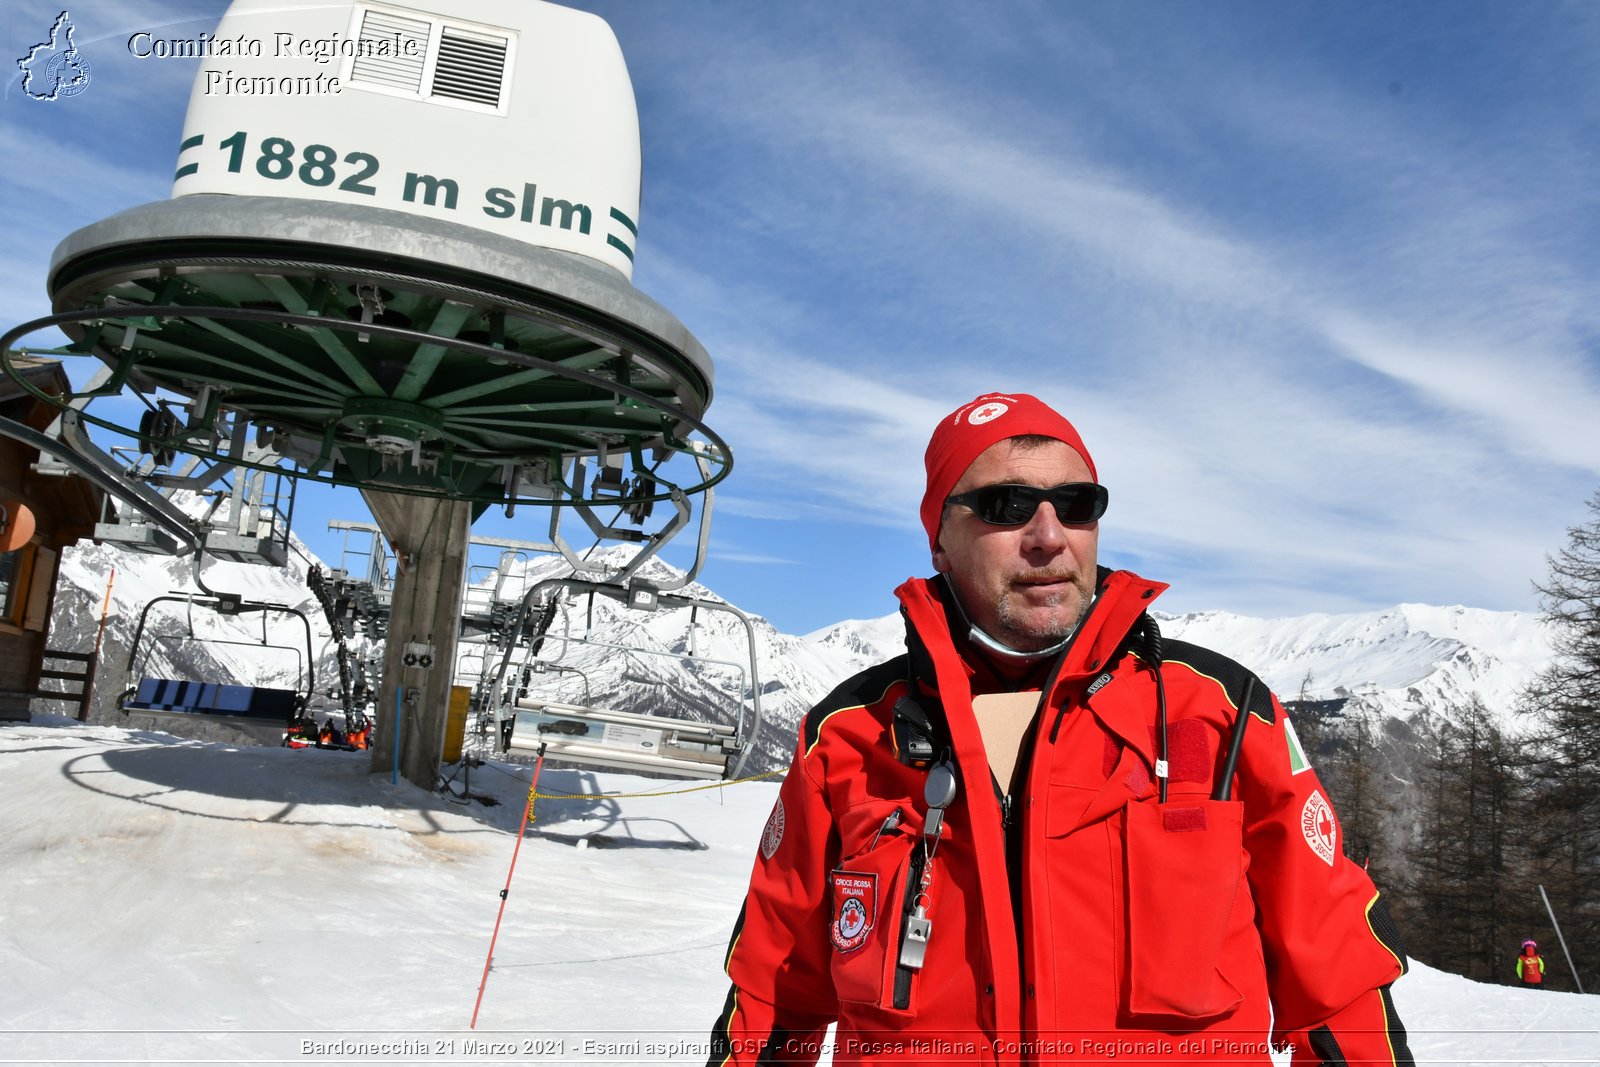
left=1123, top=798, right=1246, bottom=1019
left=830, top=800, right=922, bottom=1012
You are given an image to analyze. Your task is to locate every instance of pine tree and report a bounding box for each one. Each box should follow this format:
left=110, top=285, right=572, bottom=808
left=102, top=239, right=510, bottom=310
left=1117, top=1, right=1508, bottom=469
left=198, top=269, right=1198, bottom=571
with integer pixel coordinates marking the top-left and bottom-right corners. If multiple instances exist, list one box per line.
left=1334, top=703, right=1391, bottom=875
left=1452, top=696, right=1528, bottom=982
left=1286, top=670, right=1326, bottom=758
left=1400, top=716, right=1456, bottom=971
left=1517, top=488, right=1600, bottom=992
left=1396, top=696, right=1532, bottom=981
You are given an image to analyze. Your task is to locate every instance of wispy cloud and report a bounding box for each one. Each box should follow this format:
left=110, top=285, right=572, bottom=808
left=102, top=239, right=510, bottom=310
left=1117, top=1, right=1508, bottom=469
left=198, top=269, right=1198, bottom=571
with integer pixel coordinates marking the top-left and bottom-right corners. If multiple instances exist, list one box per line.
left=707, top=547, right=799, bottom=567
left=625, top=3, right=1597, bottom=622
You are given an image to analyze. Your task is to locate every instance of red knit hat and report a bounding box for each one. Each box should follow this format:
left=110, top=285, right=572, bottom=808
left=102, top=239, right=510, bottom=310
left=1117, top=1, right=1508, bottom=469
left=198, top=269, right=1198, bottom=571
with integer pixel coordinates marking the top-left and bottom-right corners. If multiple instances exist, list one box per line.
left=921, top=392, right=1097, bottom=551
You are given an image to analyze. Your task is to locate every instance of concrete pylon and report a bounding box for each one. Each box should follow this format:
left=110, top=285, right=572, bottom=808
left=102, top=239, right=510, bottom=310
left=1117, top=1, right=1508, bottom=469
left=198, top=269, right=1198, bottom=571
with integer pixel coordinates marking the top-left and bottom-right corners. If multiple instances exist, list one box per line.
left=362, top=489, right=472, bottom=790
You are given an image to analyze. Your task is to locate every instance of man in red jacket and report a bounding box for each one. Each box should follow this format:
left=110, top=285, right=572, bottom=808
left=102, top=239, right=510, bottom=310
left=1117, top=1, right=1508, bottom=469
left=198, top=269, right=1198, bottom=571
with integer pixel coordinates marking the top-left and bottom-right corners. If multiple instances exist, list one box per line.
left=708, top=392, right=1412, bottom=1065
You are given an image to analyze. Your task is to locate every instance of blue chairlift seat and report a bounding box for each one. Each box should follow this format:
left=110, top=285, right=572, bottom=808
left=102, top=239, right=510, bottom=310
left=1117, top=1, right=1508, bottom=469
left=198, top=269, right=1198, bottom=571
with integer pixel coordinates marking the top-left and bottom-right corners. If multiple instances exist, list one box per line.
left=126, top=677, right=299, bottom=723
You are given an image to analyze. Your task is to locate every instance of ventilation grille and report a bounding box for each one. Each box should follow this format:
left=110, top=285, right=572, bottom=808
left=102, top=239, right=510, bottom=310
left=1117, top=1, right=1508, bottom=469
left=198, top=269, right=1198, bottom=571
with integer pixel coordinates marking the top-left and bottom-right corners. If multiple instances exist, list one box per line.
left=350, top=10, right=428, bottom=93
left=345, top=6, right=513, bottom=113
left=430, top=29, right=507, bottom=107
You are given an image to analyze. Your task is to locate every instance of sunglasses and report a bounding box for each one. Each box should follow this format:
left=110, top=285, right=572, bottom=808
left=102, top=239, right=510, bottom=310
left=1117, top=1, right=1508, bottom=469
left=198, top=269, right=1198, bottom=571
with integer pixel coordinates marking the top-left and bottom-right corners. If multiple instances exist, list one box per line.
left=945, top=482, right=1109, bottom=526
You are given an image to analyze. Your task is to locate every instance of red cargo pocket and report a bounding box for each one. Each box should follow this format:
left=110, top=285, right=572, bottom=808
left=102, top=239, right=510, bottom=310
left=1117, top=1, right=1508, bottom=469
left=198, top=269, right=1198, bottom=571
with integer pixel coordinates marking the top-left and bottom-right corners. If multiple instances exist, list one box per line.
left=1123, top=799, right=1245, bottom=1019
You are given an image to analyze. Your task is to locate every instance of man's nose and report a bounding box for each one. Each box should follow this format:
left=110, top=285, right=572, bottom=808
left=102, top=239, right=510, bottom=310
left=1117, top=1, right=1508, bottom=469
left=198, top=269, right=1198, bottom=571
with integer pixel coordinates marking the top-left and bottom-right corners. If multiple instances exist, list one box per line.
left=1019, top=500, right=1070, bottom=552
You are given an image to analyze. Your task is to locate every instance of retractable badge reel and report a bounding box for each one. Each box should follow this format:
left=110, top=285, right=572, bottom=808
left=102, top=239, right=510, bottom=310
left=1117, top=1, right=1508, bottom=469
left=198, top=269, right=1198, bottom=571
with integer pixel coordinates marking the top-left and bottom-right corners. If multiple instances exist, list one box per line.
left=900, top=761, right=957, bottom=970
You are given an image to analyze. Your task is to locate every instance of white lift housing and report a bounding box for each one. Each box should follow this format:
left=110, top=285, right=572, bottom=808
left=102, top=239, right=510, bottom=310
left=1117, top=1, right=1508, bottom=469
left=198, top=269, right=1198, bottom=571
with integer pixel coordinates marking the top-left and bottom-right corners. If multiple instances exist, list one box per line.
left=174, top=0, right=642, bottom=277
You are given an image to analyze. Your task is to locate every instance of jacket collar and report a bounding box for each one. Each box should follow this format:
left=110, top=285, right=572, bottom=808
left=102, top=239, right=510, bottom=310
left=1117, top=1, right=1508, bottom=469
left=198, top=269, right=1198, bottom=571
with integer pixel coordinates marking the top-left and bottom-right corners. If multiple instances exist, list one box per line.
left=896, top=567, right=1168, bottom=692
left=898, top=576, right=1051, bottom=695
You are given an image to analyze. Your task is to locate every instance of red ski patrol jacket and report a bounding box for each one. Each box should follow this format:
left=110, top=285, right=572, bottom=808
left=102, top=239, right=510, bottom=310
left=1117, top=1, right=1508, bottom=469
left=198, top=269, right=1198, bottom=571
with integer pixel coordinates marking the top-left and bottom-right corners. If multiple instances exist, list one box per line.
left=709, top=570, right=1411, bottom=1066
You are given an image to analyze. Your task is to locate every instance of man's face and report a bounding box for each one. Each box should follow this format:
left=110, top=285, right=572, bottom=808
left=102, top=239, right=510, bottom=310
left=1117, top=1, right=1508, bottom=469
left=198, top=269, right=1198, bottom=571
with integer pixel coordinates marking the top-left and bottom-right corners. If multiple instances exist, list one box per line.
left=932, top=438, right=1099, bottom=651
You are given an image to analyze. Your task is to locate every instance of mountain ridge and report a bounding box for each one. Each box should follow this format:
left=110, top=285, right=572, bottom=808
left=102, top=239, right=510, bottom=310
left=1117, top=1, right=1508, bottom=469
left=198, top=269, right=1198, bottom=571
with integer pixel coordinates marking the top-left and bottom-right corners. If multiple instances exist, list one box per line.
left=42, top=536, right=1552, bottom=770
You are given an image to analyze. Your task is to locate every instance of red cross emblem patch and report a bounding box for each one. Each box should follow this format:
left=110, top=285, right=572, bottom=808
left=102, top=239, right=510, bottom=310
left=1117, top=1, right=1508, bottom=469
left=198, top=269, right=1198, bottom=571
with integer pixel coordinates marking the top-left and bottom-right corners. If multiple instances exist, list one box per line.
left=830, top=870, right=878, bottom=952
left=967, top=401, right=1008, bottom=425
left=1301, top=789, right=1337, bottom=866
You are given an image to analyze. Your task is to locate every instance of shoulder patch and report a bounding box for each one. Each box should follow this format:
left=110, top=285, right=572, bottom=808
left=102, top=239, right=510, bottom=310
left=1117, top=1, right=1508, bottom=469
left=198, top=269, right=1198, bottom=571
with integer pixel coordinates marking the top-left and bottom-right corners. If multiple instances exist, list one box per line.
left=760, top=797, right=785, bottom=859
left=1284, top=718, right=1312, bottom=774
left=1301, top=789, right=1337, bottom=865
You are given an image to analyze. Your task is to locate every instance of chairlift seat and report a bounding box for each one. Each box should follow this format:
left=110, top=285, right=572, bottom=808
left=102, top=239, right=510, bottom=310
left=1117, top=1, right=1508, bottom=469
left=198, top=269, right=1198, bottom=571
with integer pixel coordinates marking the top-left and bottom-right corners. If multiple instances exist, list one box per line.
left=507, top=698, right=735, bottom=780
left=125, top=677, right=298, bottom=723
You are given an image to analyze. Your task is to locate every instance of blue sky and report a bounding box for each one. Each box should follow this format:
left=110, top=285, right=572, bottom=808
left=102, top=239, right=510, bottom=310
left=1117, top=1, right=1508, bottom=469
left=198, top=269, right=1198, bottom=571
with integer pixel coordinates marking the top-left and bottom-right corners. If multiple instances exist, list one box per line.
left=5, top=1, right=1598, bottom=636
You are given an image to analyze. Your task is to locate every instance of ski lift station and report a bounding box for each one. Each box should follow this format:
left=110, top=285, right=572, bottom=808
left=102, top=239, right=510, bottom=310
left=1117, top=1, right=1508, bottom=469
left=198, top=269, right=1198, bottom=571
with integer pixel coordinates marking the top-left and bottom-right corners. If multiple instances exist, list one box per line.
left=1, top=0, right=764, bottom=786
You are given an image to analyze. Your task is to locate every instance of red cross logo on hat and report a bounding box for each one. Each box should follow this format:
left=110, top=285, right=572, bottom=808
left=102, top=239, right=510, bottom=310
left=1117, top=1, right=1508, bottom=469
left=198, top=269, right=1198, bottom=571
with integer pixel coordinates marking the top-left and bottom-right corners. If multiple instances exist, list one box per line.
left=967, top=401, right=1009, bottom=425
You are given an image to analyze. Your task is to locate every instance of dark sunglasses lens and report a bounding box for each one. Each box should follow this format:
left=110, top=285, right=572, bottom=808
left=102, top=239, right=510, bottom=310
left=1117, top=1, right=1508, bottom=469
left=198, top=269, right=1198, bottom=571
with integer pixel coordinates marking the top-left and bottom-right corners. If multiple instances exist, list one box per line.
left=970, top=484, right=1105, bottom=524
left=1051, top=484, right=1107, bottom=523
left=971, top=485, right=1035, bottom=523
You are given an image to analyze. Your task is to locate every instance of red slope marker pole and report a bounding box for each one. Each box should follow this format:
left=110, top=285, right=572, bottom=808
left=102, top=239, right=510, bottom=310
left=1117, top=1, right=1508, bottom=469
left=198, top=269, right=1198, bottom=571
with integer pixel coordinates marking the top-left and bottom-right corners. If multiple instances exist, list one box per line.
left=470, top=748, right=546, bottom=1029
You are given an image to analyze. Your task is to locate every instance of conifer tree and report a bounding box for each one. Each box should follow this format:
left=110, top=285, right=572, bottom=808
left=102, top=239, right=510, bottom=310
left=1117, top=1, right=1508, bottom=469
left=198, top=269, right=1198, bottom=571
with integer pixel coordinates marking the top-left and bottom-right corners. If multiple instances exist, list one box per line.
left=1517, top=489, right=1600, bottom=991
left=1397, top=697, right=1531, bottom=981
left=1400, top=717, right=1456, bottom=971
left=1332, top=703, right=1390, bottom=875
left=1286, top=670, right=1326, bottom=758
left=1452, top=696, right=1528, bottom=982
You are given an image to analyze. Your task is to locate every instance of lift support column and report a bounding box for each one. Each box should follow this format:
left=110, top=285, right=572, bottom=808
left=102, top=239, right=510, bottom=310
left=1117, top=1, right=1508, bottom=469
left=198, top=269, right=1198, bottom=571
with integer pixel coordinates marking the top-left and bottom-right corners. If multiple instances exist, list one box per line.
left=363, top=489, right=472, bottom=790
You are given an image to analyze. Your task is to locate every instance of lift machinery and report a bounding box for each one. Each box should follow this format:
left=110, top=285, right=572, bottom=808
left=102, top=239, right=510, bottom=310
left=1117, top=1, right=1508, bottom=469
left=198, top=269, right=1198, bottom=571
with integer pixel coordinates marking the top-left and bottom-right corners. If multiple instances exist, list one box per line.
left=0, top=0, right=757, bottom=786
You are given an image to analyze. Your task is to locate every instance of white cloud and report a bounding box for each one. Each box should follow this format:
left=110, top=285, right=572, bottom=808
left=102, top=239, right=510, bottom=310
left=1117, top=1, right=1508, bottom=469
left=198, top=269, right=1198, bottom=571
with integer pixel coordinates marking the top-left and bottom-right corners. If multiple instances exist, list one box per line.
left=631, top=11, right=1598, bottom=615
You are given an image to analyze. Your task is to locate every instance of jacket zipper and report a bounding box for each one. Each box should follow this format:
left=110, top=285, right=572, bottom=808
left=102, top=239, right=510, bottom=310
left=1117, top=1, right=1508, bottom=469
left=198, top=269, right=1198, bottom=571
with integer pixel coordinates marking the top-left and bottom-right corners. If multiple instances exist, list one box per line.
left=891, top=843, right=929, bottom=1009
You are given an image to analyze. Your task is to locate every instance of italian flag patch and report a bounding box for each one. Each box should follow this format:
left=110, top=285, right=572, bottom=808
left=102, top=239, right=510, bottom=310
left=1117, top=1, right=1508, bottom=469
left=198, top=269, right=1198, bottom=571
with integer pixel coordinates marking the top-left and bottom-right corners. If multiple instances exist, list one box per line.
left=1284, top=719, right=1312, bottom=775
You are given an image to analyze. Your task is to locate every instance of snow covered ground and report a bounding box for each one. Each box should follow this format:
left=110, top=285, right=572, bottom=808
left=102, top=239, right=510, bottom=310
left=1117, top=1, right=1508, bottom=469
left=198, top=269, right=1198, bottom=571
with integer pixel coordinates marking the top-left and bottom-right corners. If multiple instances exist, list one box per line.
left=1, top=716, right=1595, bottom=1066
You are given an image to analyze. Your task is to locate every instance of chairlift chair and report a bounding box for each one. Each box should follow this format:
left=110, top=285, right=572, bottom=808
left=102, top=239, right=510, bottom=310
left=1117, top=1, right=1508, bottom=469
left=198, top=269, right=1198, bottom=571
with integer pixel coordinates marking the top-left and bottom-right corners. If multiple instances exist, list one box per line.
left=489, top=574, right=764, bottom=781
left=118, top=592, right=317, bottom=735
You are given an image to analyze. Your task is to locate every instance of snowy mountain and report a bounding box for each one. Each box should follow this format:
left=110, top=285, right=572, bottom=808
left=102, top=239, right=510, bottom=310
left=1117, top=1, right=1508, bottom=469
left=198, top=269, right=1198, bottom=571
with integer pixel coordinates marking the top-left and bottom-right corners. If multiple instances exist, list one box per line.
left=802, top=601, right=1550, bottom=732
left=43, top=533, right=1552, bottom=773
left=1154, top=604, right=1551, bottom=729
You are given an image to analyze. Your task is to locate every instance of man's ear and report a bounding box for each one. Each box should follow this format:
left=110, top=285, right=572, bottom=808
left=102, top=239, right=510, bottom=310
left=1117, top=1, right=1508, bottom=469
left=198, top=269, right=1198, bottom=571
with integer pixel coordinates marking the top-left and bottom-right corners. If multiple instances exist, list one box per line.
left=931, top=536, right=950, bottom=574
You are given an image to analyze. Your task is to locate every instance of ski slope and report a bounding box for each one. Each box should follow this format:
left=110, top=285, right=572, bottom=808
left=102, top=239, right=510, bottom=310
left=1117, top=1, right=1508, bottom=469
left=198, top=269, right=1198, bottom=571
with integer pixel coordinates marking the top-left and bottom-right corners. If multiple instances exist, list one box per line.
left=1, top=717, right=1594, bottom=1066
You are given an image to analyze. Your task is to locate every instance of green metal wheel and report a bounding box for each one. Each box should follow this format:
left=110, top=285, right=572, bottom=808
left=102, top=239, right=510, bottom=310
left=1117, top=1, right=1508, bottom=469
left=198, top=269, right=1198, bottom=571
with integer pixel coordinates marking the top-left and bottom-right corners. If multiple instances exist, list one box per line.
left=20, top=195, right=728, bottom=509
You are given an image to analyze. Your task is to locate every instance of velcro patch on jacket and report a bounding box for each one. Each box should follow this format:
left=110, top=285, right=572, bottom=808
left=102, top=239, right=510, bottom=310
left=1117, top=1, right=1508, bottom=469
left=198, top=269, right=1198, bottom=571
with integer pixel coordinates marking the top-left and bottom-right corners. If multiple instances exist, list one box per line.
left=830, top=870, right=878, bottom=952
left=1162, top=806, right=1208, bottom=832
left=1103, top=736, right=1123, bottom=778
left=1145, top=718, right=1212, bottom=784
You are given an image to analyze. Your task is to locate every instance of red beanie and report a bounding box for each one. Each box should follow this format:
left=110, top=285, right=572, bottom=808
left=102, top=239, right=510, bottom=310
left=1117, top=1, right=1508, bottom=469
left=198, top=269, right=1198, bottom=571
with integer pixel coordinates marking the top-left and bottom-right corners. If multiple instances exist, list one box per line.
left=921, top=392, right=1097, bottom=551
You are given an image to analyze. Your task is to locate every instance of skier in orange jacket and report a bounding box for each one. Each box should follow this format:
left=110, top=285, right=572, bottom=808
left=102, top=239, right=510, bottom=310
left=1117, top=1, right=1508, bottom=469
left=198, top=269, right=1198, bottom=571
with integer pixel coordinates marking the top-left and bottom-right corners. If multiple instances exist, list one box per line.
left=709, top=392, right=1412, bottom=1065
left=1517, top=941, right=1545, bottom=987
